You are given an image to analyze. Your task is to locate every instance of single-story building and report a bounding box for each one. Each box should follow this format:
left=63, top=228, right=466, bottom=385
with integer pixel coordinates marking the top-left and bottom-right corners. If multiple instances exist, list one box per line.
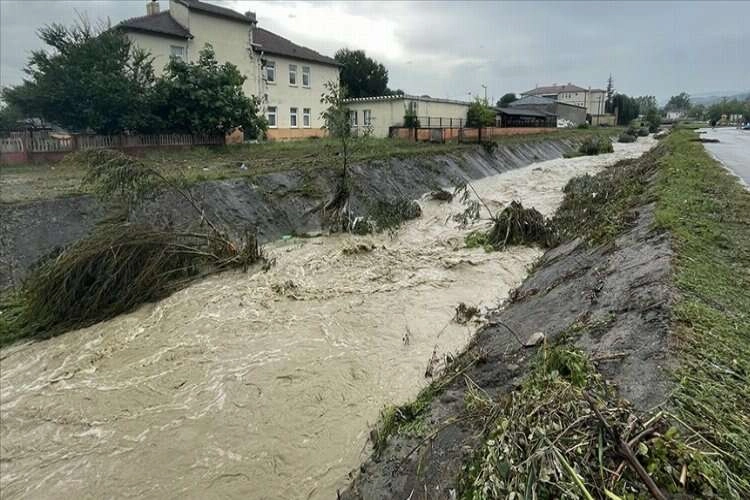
left=508, top=95, right=586, bottom=126
left=343, top=95, right=470, bottom=138
left=495, top=108, right=556, bottom=128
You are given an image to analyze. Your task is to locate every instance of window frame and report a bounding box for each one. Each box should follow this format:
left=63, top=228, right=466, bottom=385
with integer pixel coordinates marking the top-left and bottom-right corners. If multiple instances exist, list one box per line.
left=267, top=106, right=277, bottom=128
left=363, top=109, right=372, bottom=126
left=289, top=64, right=297, bottom=86
left=303, top=108, right=311, bottom=128
left=349, top=110, right=358, bottom=127
left=302, top=66, right=310, bottom=88
left=290, top=107, right=298, bottom=128
left=265, top=60, right=276, bottom=84
left=170, top=45, right=185, bottom=60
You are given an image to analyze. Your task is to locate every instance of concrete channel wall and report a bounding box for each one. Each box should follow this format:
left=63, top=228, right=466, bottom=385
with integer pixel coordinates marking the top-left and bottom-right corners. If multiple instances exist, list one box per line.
left=0, top=137, right=580, bottom=289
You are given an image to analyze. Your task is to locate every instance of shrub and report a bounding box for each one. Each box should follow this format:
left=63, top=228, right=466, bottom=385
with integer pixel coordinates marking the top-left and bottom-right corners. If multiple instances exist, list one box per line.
left=638, top=127, right=649, bottom=137
left=577, top=122, right=590, bottom=129
left=618, top=133, right=637, bottom=143
left=578, top=136, right=614, bottom=155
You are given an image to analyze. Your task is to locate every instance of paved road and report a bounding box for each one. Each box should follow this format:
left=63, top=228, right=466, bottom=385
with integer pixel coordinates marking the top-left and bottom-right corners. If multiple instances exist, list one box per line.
left=698, top=127, right=750, bottom=187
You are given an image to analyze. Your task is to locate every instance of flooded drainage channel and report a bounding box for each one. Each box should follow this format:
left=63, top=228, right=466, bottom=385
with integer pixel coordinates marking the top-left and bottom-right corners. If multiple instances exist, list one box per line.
left=0, top=139, right=655, bottom=499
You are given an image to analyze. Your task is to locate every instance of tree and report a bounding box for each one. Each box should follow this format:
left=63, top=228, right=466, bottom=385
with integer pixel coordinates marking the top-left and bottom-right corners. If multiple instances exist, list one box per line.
left=334, top=48, right=389, bottom=98
left=0, top=101, right=23, bottom=134
left=611, top=93, right=639, bottom=125
left=665, top=92, right=691, bottom=111
left=687, top=104, right=706, bottom=120
left=320, top=81, right=352, bottom=227
left=466, top=98, right=496, bottom=127
left=634, top=96, right=658, bottom=115
left=605, top=74, right=615, bottom=113
left=1, top=17, right=157, bottom=133
left=152, top=45, right=265, bottom=137
left=645, top=108, right=661, bottom=132
left=497, top=93, right=518, bottom=107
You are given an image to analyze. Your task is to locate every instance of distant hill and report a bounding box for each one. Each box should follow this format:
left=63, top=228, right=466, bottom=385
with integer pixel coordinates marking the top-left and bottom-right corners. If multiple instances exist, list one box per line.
left=690, top=91, right=750, bottom=106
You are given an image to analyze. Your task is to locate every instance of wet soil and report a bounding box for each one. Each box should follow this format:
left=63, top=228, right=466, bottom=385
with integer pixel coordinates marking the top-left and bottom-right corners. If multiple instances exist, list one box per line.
left=342, top=148, right=672, bottom=500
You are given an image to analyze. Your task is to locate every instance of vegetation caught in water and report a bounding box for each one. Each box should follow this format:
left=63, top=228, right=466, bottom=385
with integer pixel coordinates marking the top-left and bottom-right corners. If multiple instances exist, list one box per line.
left=0, top=149, right=264, bottom=346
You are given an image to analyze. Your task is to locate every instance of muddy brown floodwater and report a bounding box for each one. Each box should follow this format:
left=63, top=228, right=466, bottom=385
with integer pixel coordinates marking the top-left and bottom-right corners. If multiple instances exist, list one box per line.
left=0, top=138, right=655, bottom=499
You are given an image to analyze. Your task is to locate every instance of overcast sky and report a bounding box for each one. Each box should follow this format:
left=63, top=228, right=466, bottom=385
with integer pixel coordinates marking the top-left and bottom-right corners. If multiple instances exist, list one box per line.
left=1, top=1, right=747, bottom=103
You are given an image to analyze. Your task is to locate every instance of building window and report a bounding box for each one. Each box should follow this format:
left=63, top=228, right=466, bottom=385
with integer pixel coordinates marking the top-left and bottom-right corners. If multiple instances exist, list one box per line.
left=265, top=61, right=276, bottom=83
left=349, top=110, right=358, bottom=127
left=303, top=108, right=311, bottom=128
left=302, top=66, right=310, bottom=87
left=290, top=107, right=298, bottom=128
left=363, top=109, right=372, bottom=126
left=267, top=106, right=277, bottom=128
left=289, top=64, right=297, bottom=86
left=170, top=45, right=184, bottom=60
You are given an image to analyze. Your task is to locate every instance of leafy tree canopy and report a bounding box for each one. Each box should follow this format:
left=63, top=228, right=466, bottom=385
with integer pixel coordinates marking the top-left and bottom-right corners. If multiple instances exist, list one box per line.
left=611, top=93, right=639, bottom=125
left=634, top=95, right=658, bottom=114
left=335, top=48, right=390, bottom=98
left=152, top=45, right=265, bottom=136
left=665, top=92, right=691, bottom=111
left=497, top=93, right=518, bottom=107
left=466, top=98, right=496, bottom=127
left=1, top=17, right=157, bottom=134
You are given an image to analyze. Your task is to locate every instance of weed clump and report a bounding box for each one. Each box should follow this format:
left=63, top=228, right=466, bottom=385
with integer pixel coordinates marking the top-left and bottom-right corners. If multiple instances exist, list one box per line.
left=618, top=133, right=637, bottom=143
left=0, top=149, right=264, bottom=346
left=578, top=136, right=614, bottom=156
left=1, top=223, right=262, bottom=345
left=460, top=344, right=736, bottom=499
left=454, top=302, right=480, bottom=324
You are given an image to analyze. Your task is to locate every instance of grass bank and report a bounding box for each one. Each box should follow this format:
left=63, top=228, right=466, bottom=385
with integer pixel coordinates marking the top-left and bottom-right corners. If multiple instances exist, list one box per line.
left=0, top=128, right=618, bottom=204
left=459, top=129, right=749, bottom=498
left=654, top=128, right=750, bottom=494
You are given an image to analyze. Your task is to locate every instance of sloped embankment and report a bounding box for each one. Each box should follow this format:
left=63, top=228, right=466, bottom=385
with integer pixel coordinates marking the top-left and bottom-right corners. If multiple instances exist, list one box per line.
left=342, top=143, right=673, bottom=499
left=343, top=130, right=750, bottom=498
left=0, top=138, right=578, bottom=289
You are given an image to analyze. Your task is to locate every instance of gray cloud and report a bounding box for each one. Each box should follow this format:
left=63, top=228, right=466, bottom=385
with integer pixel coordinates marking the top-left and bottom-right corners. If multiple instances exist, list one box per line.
left=2, top=0, right=748, bottom=102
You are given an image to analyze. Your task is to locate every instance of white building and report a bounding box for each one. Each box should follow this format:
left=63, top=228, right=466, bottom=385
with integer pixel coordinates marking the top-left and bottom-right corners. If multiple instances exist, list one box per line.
left=343, top=95, right=471, bottom=138
left=521, top=83, right=607, bottom=117
left=119, top=0, right=340, bottom=140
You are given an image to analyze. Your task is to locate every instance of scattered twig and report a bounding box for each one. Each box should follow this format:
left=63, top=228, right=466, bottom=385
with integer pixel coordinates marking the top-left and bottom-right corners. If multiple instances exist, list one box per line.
left=583, top=391, right=667, bottom=500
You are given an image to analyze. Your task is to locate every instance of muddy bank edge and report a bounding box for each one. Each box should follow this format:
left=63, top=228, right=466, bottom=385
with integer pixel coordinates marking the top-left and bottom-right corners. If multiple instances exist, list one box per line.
left=0, top=137, right=581, bottom=289
left=342, top=129, right=750, bottom=499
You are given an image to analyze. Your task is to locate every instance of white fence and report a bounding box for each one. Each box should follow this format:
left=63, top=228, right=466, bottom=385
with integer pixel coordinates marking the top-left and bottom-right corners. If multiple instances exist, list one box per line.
left=1, top=133, right=224, bottom=154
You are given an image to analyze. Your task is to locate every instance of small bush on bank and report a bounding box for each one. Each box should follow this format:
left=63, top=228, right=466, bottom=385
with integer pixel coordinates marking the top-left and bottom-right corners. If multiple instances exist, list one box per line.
left=578, top=136, right=614, bottom=156
left=638, top=127, right=650, bottom=137
left=618, top=133, right=637, bottom=143
left=577, top=122, right=590, bottom=129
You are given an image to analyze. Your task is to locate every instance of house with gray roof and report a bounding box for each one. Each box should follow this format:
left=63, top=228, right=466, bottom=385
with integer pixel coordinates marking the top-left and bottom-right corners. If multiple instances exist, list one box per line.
left=521, top=83, right=607, bottom=117
left=508, top=95, right=587, bottom=126
left=119, top=0, right=340, bottom=139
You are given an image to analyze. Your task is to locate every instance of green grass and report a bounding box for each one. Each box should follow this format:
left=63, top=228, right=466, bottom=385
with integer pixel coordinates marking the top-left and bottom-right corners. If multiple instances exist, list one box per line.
left=460, top=130, right=750, bottom=498
left=1, top=129, right=619, bottom=204
left=654, top=129, right=750, bottom=495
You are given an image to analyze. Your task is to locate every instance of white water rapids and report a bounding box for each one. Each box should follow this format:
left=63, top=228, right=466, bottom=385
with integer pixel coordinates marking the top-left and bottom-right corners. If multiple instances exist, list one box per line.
left=0, top=138, right=655, bottom=499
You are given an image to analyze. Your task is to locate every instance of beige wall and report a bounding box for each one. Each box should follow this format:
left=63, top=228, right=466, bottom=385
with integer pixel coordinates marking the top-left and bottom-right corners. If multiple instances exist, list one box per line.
left=128, top=32, right=188, bottom=73
left=345, top=98, right=470, bottom=138
left=128, top=1, right=259, bottom=98
left=557, top=90, right=606, bottom=115
left=259, top=54, right=339, bottom=131
left=126, top=1, right=341, bottom=140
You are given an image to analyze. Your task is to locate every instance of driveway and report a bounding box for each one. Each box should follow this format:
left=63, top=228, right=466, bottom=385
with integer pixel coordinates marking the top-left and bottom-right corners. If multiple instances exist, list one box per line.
left=698, top=127, right=750, bottom=187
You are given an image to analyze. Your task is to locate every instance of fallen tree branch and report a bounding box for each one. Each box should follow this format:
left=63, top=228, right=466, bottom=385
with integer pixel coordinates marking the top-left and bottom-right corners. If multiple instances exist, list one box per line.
left=583, top=391, right=667, bottom=500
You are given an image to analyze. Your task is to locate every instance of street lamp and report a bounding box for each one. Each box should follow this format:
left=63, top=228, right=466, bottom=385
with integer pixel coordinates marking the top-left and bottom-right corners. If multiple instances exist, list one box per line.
left=481, top=84, right=487, bottom=103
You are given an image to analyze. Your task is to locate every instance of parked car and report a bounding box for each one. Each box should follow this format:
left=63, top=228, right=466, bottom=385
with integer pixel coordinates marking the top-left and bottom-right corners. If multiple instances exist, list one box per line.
left=742, top=123, right=750, bottom=130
